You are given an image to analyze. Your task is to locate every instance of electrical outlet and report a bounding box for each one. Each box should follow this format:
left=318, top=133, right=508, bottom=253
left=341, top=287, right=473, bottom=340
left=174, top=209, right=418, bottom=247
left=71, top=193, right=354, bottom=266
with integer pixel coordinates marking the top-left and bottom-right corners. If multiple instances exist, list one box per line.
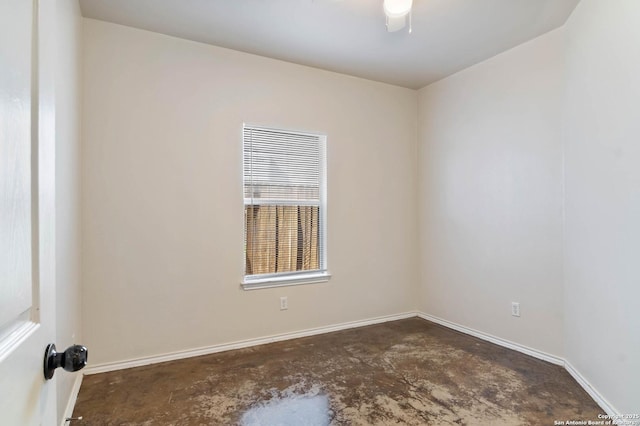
left=511, top=302, right=520, bottom=317
left=280, top=296, right=288, bottom=311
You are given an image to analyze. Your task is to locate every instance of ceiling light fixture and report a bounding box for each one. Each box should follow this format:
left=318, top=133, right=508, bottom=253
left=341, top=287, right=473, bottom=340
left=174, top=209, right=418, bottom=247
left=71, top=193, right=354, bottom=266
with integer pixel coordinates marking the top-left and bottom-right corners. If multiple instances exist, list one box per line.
left=384, top=0, right=413, bottom=33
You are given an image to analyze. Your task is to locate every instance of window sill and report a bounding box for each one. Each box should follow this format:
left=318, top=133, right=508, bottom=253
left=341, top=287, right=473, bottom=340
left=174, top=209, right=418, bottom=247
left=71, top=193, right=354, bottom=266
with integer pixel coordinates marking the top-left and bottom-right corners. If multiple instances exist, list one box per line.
left=241, top=271, right=331, bottom=291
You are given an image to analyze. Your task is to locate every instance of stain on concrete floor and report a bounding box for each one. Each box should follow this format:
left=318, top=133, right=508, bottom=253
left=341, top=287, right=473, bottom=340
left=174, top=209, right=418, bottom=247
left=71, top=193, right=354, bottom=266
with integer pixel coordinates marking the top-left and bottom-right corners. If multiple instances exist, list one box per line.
left=240, top=388, right=329, bottom=426
left=73, top=318, right=604, bottom=425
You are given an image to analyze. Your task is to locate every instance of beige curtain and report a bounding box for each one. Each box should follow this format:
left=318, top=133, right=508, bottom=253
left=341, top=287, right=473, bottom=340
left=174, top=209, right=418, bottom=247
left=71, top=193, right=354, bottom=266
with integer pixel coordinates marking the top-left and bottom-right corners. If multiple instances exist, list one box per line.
left=246, top=205, right=319, bottom=275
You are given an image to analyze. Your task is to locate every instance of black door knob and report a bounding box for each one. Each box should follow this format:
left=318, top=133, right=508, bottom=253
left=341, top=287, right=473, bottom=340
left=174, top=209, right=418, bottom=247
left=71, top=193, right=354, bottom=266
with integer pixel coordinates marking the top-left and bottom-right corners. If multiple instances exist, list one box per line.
left=43, top=344, right=88, bottom=380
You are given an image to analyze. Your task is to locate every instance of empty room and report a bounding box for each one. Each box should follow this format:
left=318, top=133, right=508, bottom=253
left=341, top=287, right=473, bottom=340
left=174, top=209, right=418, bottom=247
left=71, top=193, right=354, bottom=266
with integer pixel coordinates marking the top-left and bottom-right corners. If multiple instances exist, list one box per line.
left=1, top=0, right=638, bottom=424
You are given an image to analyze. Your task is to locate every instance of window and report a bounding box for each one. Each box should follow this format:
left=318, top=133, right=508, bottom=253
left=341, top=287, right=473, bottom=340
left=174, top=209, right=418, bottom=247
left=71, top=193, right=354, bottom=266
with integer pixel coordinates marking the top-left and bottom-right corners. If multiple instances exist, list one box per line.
left=242, top=125, right=329, bottom=289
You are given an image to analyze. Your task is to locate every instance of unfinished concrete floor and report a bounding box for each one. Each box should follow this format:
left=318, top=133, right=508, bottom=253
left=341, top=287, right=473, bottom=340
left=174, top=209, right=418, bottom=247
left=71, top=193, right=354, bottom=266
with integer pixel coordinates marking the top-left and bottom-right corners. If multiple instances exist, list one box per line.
left=73, top=318, right=603, bottom=425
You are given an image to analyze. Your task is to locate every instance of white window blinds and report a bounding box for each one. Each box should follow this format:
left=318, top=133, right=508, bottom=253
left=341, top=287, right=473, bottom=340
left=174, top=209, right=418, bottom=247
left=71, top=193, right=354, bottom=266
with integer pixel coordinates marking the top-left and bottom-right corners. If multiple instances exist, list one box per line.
left=243, top=127, right=322, bottom=205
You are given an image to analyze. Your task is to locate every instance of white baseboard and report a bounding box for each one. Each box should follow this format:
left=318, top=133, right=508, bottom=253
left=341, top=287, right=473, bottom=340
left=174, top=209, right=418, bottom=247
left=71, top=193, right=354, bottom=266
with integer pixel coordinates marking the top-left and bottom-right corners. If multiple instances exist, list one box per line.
left=416, top=312, right=564, bottom=365
left=564, top=360, right=617, bottom=416
left=83, top=311, right=417, bottom=375
left=60, top=374, right=83, bottom=426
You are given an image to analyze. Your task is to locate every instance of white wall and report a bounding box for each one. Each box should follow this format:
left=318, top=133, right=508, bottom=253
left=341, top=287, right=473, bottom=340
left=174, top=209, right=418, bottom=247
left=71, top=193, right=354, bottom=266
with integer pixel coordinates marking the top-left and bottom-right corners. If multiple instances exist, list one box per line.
left=81, top=19, right=418, bottom=365
left=417, top=29, right=565, bottom=356
left=55, top=0, right=83, bottom=422
left=563, top=0, right=640, bottom=414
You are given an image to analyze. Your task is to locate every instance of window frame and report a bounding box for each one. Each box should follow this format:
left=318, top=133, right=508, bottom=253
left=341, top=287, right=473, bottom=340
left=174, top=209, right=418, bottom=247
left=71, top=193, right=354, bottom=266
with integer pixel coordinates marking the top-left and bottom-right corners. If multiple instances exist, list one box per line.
left=241, top=124, right=330, bottom=290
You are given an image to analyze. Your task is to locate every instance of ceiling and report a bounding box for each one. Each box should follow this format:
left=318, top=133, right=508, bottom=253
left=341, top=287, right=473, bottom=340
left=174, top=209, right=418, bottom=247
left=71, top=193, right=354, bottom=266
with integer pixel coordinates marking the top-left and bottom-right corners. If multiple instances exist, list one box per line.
left=79, top=0, right=580, bottom=89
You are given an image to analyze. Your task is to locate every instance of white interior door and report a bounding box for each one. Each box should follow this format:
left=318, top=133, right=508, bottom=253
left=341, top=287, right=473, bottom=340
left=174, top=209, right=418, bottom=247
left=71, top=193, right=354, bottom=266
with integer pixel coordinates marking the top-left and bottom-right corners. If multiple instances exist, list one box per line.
left=0, top=0, right=58, bottom=424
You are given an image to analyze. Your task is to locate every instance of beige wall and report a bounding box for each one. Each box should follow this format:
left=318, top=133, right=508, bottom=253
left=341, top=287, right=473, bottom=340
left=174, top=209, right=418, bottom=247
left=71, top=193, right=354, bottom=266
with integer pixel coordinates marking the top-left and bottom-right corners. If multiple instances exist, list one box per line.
left=416, top=1, right=640, bottom=410
left=417, top=29, right=565, bottom=356
left=81, top=19, right=419, bottom=365
left=563, top=0, right=640, bottom=413
left=55, top=0, right=83, bottom=422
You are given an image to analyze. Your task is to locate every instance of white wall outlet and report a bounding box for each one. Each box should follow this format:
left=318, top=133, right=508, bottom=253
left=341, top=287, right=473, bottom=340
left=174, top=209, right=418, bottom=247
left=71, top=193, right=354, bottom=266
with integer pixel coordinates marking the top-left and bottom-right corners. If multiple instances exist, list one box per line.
left=511, top=302, right=520, bottom=317
left=280, top=296, right=288, bottom=311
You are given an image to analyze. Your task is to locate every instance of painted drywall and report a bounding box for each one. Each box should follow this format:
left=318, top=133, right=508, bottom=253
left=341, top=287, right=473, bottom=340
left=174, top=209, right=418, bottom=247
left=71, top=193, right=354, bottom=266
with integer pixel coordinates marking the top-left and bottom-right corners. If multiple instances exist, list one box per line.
left=563, top=0, right=640, bottom=413
left=417, top=29, right=565, bottom=356
left=81, top=19, right=418, bottom=365
left=55, top=0, right=83, bottom=422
